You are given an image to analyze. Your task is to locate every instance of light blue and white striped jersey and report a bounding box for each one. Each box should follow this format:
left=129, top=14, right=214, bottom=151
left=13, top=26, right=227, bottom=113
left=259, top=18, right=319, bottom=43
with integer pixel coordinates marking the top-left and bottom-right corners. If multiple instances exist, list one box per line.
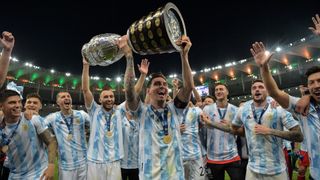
left=287, top=96, right=320, bottom=179
left=0, top=114, right=48, bottom=179
left=118, top=102, right=139, bottom=169
left=44, top=110, right=90, bottom=170
left=135, top=101, right=184, bottom=180
left=179, top=106, right=203, bottom=161
left=203, top=103, right=239, bottom=161
left=86, top=101, right=123, bottom=163
left=232, top=100, right=299, bottom=175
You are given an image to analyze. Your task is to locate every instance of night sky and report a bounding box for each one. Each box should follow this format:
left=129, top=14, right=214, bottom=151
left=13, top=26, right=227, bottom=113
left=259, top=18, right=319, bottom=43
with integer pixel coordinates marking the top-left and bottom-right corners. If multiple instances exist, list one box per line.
left=1, top=0, right=319, bottom=78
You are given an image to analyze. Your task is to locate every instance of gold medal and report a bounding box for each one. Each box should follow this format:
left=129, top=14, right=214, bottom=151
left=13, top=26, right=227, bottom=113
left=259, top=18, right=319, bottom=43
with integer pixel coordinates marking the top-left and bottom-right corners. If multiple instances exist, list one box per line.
left=67, top=134, right=73, bottom=141
left=107, top=131, right=113, bottom=137
left=163, top=134, right=172, bottom=144
left=2, top=145, right=9, bottom=153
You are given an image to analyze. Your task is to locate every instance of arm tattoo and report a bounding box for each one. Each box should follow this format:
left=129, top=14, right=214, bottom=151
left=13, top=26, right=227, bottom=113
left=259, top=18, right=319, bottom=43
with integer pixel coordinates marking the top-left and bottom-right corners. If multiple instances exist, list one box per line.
left=39, top=129, right=57, bottom=164
left=124, top=55, right=136, bottom=102
left=206, top=121, right=232, bottom=133
left=269, top=125, right=303, bottom=142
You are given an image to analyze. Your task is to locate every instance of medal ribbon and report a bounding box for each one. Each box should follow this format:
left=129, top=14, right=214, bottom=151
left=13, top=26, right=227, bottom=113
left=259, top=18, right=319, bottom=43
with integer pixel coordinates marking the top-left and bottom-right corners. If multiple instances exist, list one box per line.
left=104, top=109, right=114, bottom=132
left=1, top=118, right=21, bottom=146
left=182, top=108, right=189, bottom=124
left=151, top=106, right=169, bottom=135
left=217, top=104, right=228, bottom=120
left=60, top=112, right=74, bottom=134
left=251, top=103, right=269, bottom=124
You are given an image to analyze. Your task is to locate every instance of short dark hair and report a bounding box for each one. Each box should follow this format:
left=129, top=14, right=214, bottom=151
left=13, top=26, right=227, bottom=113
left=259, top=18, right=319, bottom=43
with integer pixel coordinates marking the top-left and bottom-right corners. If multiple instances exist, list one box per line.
left=305, top=66, right=320, bottom=79
left=214, top=82, right=228, bottom=89
left=0, top=89, right=21, bottom=103
left=147, top=72, right=167, bottom=87
left=56, top=91, right=70, bottom=100
left=26, top=93, right=42, bottom=103
left=204, top=95, right=215, bottom=101
left=251, top=79, right=264, bottom=86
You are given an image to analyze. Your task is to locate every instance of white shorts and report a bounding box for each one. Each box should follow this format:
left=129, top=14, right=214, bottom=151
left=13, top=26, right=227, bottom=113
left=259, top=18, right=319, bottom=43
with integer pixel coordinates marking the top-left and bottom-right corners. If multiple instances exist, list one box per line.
left=245, top=166, right=289, bottom=180
left=87, top=161, right=121, bottom=180
left=183, top=158, right=205, bottom=180
left=59, top=165, right=87, bottom=180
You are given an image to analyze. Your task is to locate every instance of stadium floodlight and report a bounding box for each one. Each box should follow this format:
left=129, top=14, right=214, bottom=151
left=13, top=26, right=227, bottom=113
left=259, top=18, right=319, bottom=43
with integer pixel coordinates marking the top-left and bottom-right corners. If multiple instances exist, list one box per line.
left=135, top=78, right=137, bottom=81
left=275, top=47, right=282, bottom=52
left=146, top=77, right=149, bottom=81
left=105, top=77, right=111, bottom=81
left=300, top=38, right=306, bottom=42
left=50, top=69, right=55, bottom=73
left=168, top=88, right=172, bottom=93
left=116, top=77, right=121, bottom=82
left=192, top=71, right=196, bottom=75
left=12, top=57, right=19, bottom=62
left=318, top=58, right=320, bottom=62
left=65, top=73, right=71, bottom=77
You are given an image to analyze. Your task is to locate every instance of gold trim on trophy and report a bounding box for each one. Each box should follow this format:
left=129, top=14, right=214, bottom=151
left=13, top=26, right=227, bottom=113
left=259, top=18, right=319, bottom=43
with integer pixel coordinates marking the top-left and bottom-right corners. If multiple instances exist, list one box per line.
left=139, top=33, right=145, bottom=41
left=156, top=28, right=162, bottom=37
left=138, top=23, right=143, bottom=32
left=146, top=21, right=152, bottom=29
left=134, top=44, right=141, bottom=51
left=160, top=38, right=167, bottom=47
left=148, top=30, right=154, bottom=39
left=151, top=40, right=158, bottom=48
left=155, top=17, right=161, bottom=27
left=131, top=35, right=137, bottom=43
left=130, top=25, right=135, bottom=35
left=163, top=134, right=172, bottom=144
left=155, top=10, right=161, bottom=17
left=143, top=42, right=149, bottom=50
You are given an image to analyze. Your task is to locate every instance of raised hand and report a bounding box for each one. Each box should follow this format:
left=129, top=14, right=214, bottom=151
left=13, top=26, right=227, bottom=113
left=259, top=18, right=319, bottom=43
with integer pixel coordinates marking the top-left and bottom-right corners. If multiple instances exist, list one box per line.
left=137, top=58, right=150, bottom=75
left=0, top=31, right=15, bottom=52
left=309, top=14, right=320, bottom=36
left=117, top=35, right=132, bottom=57
left=250, top=42, right=273, bottom=67
left=82, top=57, right=89, bottom=65
left=176, top=35, right=192, bottom=56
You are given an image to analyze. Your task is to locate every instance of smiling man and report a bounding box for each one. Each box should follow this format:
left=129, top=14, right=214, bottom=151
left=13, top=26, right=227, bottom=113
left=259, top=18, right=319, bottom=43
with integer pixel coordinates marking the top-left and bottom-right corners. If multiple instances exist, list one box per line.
left=232, top=80, right=303, bottom=179
left=44, top=91, right=90, bottom=180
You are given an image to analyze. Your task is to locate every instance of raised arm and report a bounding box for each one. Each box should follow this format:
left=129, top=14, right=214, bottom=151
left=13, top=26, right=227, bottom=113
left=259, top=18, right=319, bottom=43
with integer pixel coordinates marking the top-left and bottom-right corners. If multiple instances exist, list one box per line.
left=172, top=78, right=180, bottom=99
left=308, top=14, right=320, bottom=36
left=39, top=129, right=58, bottom=179
left=81, top=58, right=94, bottom=108
left=120, top=35, right=139, bottom=111
left=251, top=42, right=290, bottom=108
left=134, top=58, right=149, bottom=94
left=0, top=31, right=15, bottom=88
left=175, top=36, right=194, bottom=107
left=192, top=87, right=202, bottom=106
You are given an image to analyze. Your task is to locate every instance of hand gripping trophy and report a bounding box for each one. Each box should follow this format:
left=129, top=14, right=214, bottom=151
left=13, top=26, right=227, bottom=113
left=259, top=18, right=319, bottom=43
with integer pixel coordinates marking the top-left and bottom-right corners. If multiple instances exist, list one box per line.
left=82, top=2, right=187, bottom=66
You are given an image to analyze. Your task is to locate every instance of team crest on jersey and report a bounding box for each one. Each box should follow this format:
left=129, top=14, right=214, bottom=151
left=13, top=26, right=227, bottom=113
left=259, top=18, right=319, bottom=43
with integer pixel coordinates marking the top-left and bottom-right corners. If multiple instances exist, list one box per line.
left=266, top=113, right=273, bottom=121
left=187, top=112, right=194, bottom=120
left=74, top=118, right=81, bottom=124
left=22, top=123, right=29, bottom=131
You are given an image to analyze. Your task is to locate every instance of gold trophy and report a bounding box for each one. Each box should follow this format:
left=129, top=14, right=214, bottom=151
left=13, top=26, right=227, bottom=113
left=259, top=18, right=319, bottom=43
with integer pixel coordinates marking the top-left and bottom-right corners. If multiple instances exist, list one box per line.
left=82, top=2, right=186, bottom=66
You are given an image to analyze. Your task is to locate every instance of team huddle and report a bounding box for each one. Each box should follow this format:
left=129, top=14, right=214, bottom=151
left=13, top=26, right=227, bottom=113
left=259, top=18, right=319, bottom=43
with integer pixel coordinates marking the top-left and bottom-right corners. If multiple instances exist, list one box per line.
left=0, top=14, right=319, bottom=180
